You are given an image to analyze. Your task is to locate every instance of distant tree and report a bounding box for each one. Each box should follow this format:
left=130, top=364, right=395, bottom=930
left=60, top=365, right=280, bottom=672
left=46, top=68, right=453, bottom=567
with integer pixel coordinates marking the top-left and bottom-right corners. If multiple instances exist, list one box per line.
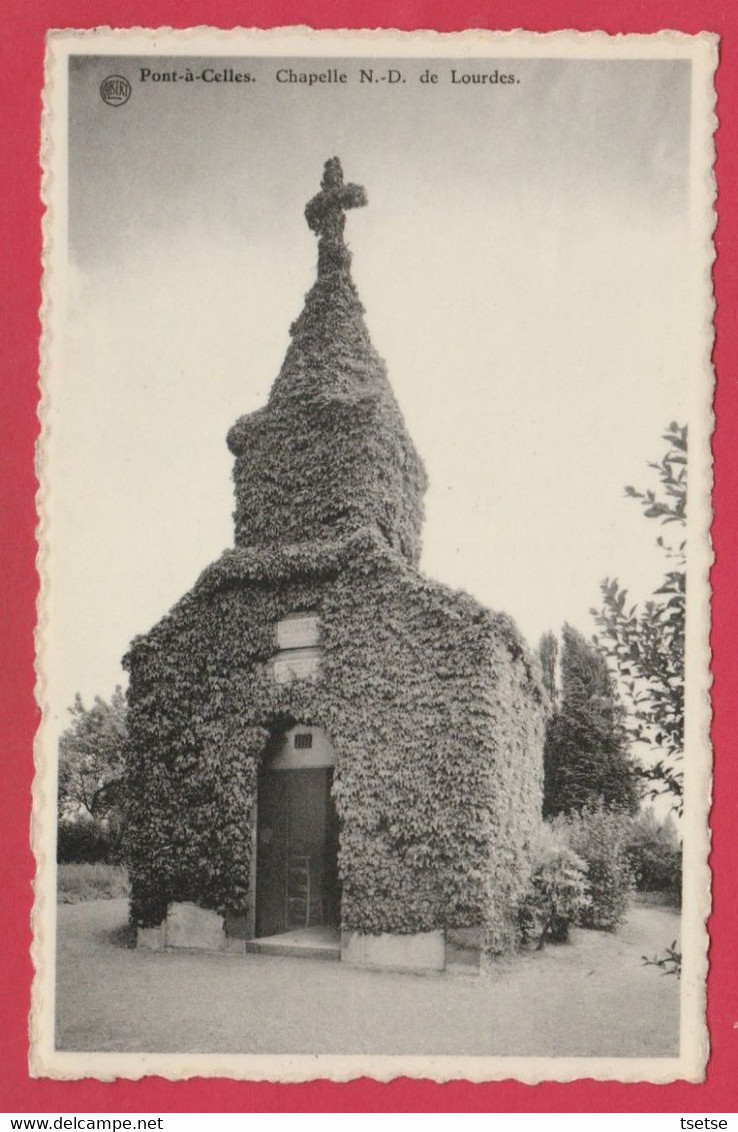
left=538, top=630, right=558, bottom=703
left=542, top=625, right=640, bottom=818
left=592, top=423, right=686, bottom=812
left=58, top=687, right=128, bottom=827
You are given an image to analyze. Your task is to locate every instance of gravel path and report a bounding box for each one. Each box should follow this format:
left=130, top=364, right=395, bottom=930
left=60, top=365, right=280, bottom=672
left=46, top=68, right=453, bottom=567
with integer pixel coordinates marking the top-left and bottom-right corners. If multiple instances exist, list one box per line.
left=55, top=899, right=680, bottom=1057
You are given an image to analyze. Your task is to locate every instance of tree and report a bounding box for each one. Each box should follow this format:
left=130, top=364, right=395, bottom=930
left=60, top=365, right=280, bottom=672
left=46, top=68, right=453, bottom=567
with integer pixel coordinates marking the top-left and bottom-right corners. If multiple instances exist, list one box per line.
left=591, top=423, right=686, bottom=812
left=538, top=630, right=558, bottom=703
left=541, top=625, right=640, bottom=818
left=58, top=687, right=128, bottom=826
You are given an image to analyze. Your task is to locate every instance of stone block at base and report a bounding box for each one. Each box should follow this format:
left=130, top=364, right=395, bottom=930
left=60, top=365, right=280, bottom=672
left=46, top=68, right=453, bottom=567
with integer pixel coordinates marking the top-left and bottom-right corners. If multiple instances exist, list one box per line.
left=166, top=902, right=225, bottom=951
left=445, top=927, right=482, bottom=974
left=136, top=924, right=165, bottom=951
left=342, top=929, right=445, bottom=972
left=224, top=935, right=246, bottom=954
left=225, top=910, right=249, bottom=940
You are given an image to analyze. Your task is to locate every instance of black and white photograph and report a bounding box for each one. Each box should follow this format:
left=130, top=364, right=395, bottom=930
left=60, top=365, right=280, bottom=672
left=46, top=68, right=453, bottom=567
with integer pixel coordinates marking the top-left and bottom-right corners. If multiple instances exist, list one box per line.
left=33, top=28, right=715, bottom=1082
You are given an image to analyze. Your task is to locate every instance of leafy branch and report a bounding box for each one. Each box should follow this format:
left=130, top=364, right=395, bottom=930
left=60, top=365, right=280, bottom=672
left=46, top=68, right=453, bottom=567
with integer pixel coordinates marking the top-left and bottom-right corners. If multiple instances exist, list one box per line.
left=591, top=424, right=687, bottom=813
left=642, top=939, right=682, bottom=978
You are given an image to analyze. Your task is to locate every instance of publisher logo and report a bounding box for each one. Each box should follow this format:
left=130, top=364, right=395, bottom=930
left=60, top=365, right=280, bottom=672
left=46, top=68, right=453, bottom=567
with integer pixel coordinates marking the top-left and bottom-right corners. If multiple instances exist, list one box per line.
left=100, top=75, right=131, bottom=106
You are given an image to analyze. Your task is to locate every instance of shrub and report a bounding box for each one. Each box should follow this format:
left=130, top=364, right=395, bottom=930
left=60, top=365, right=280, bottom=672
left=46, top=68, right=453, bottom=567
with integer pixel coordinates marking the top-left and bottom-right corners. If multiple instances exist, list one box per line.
left=57, top=819, right=118, bottom=864
left=57, top=863, right=130, bottom=903
left=558, top=801, right=634, bottom=931
left=629, top=841, right=681, bottom=903
left=519, top=826, right=590, bottom=948
left=626, top=809, right=682, bottom=905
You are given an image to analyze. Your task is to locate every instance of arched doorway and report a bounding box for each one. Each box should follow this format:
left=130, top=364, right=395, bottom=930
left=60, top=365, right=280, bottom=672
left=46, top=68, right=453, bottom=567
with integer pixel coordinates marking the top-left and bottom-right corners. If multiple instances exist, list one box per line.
left=255, top=725, right=340, bottom=940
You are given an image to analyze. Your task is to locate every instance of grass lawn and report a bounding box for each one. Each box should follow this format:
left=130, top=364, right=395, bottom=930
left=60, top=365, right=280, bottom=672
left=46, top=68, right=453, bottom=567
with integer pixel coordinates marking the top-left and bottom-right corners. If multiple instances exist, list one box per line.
left=55, top=898, right=680, bottom=1057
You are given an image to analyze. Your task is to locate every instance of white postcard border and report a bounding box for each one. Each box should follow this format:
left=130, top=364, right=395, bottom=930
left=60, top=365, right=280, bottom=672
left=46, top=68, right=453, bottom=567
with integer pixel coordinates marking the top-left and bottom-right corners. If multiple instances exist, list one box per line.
left=32, top=25, right=718, bottom=1085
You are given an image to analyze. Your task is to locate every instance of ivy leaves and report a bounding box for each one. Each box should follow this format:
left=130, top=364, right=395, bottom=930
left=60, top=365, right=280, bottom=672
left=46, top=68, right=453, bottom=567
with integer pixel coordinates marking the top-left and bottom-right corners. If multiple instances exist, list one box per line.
left=125, top=536, right=545, bottom=945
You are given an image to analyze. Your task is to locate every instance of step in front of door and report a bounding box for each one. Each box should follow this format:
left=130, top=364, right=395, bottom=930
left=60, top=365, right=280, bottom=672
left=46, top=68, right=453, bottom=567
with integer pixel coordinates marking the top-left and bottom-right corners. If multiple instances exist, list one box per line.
left=245, top=927, right=341, bottom=961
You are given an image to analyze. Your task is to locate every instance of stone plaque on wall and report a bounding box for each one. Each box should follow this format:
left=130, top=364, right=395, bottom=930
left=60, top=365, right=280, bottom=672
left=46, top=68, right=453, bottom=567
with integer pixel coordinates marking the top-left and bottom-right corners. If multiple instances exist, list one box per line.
left=276, top=615, right=320, bottom=651
left=273, top=649, right=321, bottom=685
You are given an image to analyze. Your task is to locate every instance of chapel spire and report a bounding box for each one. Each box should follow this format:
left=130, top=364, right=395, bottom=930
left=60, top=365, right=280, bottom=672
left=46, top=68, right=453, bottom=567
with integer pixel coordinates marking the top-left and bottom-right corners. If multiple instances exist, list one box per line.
left=263, top=155, right=379, bottom=407
left=227, top=157, right=427, bottom=564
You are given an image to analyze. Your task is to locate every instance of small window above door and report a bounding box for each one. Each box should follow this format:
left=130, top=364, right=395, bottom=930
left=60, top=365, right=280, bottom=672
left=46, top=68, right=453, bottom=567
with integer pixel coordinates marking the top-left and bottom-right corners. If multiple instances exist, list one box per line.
left=267, top=726, right=336, bottom=770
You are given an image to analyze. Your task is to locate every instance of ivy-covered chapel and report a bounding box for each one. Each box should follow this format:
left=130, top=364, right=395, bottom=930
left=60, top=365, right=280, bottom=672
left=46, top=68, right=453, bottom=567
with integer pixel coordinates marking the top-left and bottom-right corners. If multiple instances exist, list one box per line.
left=124, top=158, right=546, bottom=970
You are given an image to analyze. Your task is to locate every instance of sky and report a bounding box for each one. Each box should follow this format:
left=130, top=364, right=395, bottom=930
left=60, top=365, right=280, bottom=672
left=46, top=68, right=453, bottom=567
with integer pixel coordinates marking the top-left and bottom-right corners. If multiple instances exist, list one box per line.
left=45, top=51, right=697, bottom=731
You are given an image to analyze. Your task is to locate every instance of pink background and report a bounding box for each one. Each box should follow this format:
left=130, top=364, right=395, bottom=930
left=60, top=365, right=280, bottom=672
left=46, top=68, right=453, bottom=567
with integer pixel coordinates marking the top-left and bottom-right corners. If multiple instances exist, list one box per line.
left=1, top=0, right=735, bottom=1113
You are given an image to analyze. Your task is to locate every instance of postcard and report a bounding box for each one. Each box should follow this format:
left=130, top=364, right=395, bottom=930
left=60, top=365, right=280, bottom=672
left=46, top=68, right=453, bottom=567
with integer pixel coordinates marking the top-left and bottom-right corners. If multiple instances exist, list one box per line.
left=32, top=26, right=716, bottom=1083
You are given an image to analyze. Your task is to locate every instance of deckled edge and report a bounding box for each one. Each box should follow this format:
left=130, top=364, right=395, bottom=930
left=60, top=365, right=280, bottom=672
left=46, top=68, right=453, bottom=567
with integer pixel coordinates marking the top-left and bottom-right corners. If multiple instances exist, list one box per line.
left=678, top=19, right=719, bottom=1090
left=30, top=20, right=59, bottom=1085
left=40, top=24, right=718, bottom=43
left=30, top=24, right=719, bottom=1086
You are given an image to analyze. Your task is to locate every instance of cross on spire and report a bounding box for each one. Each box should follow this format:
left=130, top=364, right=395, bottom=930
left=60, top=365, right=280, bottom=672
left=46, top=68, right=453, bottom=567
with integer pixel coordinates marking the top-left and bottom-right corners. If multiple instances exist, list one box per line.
left=305, top=157, right=367, bottom=270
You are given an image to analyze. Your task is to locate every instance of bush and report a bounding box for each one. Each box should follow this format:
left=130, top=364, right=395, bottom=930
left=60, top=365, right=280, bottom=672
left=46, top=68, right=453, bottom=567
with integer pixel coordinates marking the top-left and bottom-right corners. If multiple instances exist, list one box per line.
left=57, top=819, right=119, bottom=864
left=629, top=842, right=681, bottom=902
left=519, top=826, right=591, bottom=948
left=557, top=801, right=634, bottom=931
left=57, top=863, right=130, bottom=903
left=626, top=810, right=681, bottom=904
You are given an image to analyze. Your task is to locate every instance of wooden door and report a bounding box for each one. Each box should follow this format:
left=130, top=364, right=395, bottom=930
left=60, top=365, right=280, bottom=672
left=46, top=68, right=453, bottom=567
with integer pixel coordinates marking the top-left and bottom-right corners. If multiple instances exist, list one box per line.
left=255, top=767, right=340, bottom=936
